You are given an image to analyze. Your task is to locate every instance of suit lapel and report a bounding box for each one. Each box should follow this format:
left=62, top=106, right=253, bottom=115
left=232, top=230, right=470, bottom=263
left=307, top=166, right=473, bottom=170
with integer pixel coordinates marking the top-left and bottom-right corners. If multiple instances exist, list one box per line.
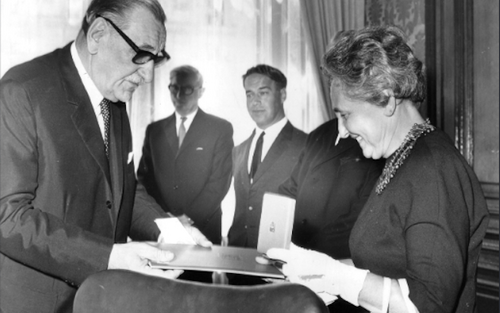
left=312, top=138, right=355, bottom=170
left=162, top=115, right=178, bottom=156
left=71, top=104, right=111, bottom=184
left=61, top=43, right=111, bottom=185
left=238, top=133, right=254, bottom=187
left=60, top=43, right=115, bottom=227
left=309, top=119, right=356, bottom=171
left=316, top=139, right=359, bottom=174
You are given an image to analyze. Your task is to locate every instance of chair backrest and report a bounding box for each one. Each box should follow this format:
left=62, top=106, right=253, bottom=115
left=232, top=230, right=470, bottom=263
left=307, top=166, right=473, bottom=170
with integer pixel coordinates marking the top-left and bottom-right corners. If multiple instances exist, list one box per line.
left=73, top=269, right=328, bottom=313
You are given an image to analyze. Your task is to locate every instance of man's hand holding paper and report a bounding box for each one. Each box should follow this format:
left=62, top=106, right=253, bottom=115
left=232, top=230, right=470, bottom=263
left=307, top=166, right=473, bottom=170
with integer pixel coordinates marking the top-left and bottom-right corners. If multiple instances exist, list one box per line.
left=108, top=217, right=212, bottom=281
left=108, top=241, right=184, bottom=279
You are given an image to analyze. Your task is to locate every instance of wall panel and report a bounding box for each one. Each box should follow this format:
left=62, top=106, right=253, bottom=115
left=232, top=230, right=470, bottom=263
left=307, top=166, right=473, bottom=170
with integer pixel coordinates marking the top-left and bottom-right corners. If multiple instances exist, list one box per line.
left=425, top=1, right=499, bottom=312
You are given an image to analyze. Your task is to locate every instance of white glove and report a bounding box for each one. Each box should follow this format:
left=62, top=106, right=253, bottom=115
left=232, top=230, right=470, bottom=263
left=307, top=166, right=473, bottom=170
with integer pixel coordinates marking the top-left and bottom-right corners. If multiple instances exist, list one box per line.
left=267, top=244, right=368, bottom=306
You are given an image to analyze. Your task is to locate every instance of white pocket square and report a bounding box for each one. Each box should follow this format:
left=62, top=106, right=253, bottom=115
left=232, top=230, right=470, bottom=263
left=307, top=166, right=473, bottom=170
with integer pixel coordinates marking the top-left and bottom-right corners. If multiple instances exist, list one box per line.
left=127, top=152, right=134, bottom=164
left=196, top=147, right=204, bottom=151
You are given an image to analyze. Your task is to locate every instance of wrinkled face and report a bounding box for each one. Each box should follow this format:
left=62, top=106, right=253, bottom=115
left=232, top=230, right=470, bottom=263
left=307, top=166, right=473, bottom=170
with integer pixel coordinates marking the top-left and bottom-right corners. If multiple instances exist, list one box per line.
left=169, top=73, right=202, bottom=115
left=90, top=7, right=166, bottom=102
left=330, top=83, right=389, bottom=159
left=244, top=73, right=286, bottom=130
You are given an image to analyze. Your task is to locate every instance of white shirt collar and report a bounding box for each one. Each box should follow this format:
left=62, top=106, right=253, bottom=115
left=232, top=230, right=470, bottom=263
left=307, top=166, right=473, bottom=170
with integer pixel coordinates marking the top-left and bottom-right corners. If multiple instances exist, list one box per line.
left=70, top=42, right=107, bottom=139
left=176, top=108, right=198, bottom=134
left=248, top=117, right=288, bottom=171
left=335, top=133, right=342, bottom=146
left=255, top=117, right=288, bottom=141
left=70, top=42, right=103, bottom=108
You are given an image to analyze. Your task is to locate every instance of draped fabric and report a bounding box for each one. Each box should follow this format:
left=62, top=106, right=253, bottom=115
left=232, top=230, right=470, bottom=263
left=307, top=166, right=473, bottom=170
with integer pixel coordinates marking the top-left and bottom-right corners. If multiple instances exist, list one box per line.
left=301, top=0, right=365, bottom=119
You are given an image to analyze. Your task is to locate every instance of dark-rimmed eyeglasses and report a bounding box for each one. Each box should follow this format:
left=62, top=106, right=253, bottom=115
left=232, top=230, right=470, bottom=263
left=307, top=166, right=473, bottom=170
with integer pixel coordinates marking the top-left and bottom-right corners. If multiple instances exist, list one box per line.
left=96, top=14, right=170, bottom=66
left=168, top=84, right=202, bottom=96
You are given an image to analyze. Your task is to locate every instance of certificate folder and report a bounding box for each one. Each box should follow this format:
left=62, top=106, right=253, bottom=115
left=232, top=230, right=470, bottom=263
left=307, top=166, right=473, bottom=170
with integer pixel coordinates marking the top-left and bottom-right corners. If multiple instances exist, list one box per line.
left=149, top=244, right=285, bottom=279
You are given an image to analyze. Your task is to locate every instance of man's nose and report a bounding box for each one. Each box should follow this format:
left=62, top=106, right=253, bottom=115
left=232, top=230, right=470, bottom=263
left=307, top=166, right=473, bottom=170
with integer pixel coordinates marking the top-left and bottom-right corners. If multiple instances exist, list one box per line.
left=337, top=117, right=350, bottom=138
left=250, top=95, right=261, bottom=106
left=137, top=61, right=154, bottom=84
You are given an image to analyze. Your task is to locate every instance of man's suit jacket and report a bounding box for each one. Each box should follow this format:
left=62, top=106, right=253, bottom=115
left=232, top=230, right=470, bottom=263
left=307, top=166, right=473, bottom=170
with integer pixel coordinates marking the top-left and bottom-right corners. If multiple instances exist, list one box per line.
left=279, top=119, right=384, bottom=259
left=0, top=43, right=164, bottom=313
left=228, top=122, right=306, bottom=248
left=137, top=109, right=234, bottom=243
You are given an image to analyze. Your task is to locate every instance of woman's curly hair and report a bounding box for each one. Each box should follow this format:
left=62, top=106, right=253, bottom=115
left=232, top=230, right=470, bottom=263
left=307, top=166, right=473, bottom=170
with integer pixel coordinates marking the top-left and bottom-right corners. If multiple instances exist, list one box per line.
left=321, top=25, right=426, bottom=107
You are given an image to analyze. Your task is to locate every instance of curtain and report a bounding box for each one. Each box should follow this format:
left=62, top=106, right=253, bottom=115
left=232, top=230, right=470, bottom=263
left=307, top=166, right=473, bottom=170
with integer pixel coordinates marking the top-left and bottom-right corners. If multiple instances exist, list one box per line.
left=301, top=0, right=365, bottom=119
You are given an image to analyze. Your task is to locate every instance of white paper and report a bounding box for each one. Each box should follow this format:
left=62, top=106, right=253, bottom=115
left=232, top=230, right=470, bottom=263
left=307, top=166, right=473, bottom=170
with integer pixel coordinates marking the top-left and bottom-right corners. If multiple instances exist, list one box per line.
left=155, top=217, right=196, bottom=244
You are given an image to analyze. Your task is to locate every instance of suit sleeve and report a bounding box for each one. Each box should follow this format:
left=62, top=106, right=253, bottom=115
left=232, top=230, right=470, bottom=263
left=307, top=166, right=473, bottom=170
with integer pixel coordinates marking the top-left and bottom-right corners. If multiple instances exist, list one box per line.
left=278, top=148, right=304, bottom=199
left=186, top=123, right=234, bottom=228
left=279, top=127, right=314, bottom=199
left=310, top=151, right=383, bottom=257
left=400, top=148, right=486, bottom=312
left=0, top=78, right=112, bottom=286
left=129, top=181, right=165, bottom=241
left=128, top=121, right=166, bottom=241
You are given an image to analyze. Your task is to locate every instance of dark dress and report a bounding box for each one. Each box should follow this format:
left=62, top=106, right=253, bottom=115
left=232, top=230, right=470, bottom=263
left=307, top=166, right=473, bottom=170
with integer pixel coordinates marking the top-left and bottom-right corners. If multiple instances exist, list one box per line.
left=350, top=129, right=489, bottom=313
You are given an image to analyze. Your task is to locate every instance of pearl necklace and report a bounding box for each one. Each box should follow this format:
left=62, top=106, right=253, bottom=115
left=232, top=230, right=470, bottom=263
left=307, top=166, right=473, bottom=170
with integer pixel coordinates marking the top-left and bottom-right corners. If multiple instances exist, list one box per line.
left=375, top=119, right=435, bottom=195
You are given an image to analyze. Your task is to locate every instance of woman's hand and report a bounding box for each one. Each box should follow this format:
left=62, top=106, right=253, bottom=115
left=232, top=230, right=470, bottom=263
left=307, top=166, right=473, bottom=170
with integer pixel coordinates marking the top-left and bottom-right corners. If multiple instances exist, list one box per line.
left=267, top=243, right=368, bottom=306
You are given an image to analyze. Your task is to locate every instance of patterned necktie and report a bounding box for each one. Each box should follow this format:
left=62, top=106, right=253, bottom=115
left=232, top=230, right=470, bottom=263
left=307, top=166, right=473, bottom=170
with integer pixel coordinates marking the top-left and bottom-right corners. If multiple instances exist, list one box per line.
left=178, top=116, right=187, bottom=147
left=99, top=99, right=111, bottom=158
left=250, top=131, right=265, bottom=180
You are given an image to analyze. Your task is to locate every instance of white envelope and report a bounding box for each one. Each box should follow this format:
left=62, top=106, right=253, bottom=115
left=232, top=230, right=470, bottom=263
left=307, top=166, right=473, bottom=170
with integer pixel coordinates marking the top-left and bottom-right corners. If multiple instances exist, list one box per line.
left=155, top=217, right=196, bottom=244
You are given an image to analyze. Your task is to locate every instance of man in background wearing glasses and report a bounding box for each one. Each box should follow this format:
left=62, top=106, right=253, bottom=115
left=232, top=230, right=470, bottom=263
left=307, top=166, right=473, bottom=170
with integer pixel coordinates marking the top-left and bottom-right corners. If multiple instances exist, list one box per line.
left=0, top=1, right=210, bottom=311
left=137, top=65, right=234, bottom=282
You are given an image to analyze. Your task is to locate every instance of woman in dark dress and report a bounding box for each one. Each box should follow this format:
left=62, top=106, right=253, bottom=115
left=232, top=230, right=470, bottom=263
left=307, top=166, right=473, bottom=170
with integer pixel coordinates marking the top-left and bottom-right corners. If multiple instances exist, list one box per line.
left=267, top=25, right=489, bottom=313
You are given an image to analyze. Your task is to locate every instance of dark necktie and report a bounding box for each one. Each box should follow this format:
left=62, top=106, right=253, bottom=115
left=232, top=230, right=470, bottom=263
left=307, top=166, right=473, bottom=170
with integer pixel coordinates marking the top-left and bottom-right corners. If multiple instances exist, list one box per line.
left=250, top=131, right=265, bottom=180
left=178, top=116, right=187, bottom=147
left=99, top=99, right=111, bottom=158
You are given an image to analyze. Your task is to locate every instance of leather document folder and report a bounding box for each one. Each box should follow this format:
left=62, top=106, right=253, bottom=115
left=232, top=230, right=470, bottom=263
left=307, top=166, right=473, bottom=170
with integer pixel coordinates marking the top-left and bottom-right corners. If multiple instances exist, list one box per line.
left=149, top=244, right=285, bottom=279
left=257, top=192, right=296, bottom=253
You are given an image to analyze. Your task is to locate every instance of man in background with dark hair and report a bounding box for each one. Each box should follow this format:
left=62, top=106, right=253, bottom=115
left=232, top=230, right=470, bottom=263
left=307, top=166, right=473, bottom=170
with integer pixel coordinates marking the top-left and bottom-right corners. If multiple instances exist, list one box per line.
left=0, top=1, right=209, bottom=311
left=227, top=64, right=307, bottom=284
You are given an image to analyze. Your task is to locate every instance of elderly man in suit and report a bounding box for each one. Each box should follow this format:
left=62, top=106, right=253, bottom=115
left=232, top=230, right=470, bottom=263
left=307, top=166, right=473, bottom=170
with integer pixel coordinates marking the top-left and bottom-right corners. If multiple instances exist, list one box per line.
left=228, top=65, right=307, bottom=285
left=0, top=1, right=209, bottom=312
left=137, top=65, right=233, bottom=282
left=137, top=65, right=234, bottom=245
